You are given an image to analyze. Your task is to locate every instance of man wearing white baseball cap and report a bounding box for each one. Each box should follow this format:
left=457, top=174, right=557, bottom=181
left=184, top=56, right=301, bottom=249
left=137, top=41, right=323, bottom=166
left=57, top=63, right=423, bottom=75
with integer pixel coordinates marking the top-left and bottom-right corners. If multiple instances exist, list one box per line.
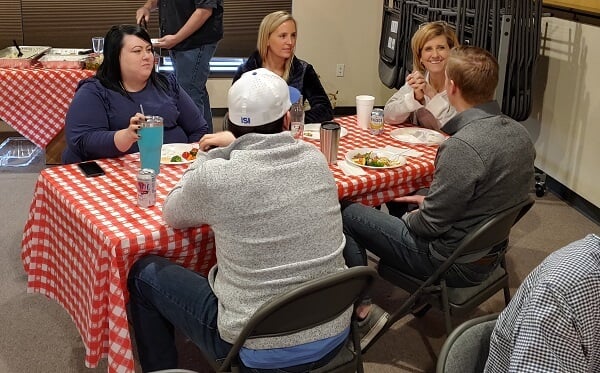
left=195, top=67, right=301, bottom=149
left=128, top=68, right=350, bottom=372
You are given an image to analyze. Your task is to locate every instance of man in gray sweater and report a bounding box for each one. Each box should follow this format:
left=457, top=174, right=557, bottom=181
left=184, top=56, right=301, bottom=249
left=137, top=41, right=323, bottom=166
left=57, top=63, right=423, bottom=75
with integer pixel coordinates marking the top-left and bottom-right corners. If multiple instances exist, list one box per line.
left=343, top=46, right=535, bottom=349
left=128, top=68, right=350, bottom=371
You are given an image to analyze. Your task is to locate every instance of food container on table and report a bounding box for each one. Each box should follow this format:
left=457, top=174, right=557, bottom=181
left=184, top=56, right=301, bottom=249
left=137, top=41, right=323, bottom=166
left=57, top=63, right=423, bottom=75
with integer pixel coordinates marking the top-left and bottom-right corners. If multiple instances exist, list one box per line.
left=0, top=46, right=51, bottom=68
left=46, top=48, right=93, bottom=56
left=38, top=48, right=93, bottom=69
left=0, top=137, right=42, bottom=167
left=39, top=54, right=87, bottom=69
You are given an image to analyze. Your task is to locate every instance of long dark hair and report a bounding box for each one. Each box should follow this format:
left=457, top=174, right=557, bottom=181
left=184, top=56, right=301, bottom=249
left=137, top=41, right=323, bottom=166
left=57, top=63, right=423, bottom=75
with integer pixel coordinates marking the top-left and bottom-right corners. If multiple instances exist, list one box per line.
left=96, top=24, right=168, bottom=98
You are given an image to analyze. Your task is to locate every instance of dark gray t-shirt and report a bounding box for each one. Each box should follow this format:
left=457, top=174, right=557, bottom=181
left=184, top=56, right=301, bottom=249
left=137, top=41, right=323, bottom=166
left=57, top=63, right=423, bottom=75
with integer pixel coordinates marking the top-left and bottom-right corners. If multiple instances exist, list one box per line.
left=158, top=0, right=224, bottom=50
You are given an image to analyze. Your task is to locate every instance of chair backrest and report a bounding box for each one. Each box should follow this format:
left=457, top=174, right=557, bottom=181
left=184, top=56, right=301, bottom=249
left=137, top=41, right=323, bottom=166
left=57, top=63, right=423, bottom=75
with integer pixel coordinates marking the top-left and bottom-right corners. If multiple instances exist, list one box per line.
left=438, top=197, right=535, bottom=271
left=218, top=266, right=377, bottom=371
left=391, top=198, right=535, bottom=309
left=379, top=7, right=404, bottom=88
left=436, top=313, right=499, bottom=373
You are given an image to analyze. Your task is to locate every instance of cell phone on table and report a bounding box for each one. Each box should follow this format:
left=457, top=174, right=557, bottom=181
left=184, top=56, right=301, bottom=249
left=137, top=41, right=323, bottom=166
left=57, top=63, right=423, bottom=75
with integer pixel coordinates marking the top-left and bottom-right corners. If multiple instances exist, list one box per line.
left=78, top=161, right=105, bottom=177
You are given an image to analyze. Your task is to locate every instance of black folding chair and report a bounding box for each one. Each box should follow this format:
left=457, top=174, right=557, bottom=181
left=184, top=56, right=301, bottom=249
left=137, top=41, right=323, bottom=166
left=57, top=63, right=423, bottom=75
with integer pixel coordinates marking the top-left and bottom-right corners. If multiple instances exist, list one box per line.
left=208, top=266, right=377, bottom=373
left=364, top=198, right=534, bottom=351
left=436, top=313, right=499, bottom=373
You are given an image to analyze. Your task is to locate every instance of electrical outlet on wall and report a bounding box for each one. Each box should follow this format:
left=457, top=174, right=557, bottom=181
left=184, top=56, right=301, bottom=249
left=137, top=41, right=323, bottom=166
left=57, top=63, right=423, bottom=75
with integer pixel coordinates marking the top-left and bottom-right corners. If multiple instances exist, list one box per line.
left=336, top=64, right=345, bottom=77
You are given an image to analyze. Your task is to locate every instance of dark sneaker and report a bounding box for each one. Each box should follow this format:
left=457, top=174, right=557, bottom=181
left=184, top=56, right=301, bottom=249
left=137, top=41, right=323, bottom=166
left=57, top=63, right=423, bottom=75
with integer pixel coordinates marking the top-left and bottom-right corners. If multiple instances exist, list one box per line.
left=357, top=304, right=390, bottom=350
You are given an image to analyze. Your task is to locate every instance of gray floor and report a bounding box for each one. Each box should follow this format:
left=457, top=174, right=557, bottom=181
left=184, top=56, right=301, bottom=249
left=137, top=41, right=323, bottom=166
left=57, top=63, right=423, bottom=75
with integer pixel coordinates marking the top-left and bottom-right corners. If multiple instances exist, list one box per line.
left=1, top=140, right=599, bottom=372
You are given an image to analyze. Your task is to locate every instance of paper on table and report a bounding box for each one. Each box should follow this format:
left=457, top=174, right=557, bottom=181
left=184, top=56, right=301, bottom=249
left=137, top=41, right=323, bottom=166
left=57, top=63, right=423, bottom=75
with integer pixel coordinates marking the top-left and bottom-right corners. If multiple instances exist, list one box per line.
left=383, top=145, right=424, bottom=158
left=338, top=160, right=367, bottom=176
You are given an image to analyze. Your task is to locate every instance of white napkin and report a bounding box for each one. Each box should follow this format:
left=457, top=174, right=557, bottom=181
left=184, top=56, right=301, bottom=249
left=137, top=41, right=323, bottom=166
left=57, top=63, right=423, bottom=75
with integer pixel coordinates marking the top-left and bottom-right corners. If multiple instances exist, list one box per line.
left=338, top=160, right=367, bottom=176
left=384, top=145, right=424, bottom=158
left=391, top=134, right=420, bottom=143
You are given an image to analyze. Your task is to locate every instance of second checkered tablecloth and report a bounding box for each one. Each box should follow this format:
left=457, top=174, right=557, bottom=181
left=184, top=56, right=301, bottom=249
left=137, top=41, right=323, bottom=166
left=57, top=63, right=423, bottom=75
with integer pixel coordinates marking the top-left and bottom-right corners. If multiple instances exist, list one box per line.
left=0, top=67, right=94, bottom=148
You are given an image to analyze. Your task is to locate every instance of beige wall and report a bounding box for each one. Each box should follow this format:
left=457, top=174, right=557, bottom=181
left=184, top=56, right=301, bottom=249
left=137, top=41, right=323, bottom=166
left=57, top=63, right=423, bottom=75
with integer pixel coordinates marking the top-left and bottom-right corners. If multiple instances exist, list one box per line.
left=292, top=0, right=396, bottom=107
left=521, top=17, right=600, bottom=207
left=206, top=78, right=232, bottom=109
left=206, top=4, right=599, bottom=208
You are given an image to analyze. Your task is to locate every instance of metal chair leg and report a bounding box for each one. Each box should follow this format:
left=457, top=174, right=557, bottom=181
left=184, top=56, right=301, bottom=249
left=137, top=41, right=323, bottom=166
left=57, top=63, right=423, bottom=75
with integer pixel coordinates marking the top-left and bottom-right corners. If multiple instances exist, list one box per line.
left=503, top=285, right=511, bottom=305
left=501, top=257, right=511, bottom=305
left=352, top=320, right=365, bottom=373
left=440, top=279, right=453, bottom=334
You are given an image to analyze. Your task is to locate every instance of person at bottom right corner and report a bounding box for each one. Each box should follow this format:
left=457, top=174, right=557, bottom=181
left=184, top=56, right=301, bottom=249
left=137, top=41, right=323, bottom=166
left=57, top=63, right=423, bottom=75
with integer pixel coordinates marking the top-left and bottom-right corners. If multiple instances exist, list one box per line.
left=484, top=233, right=600, bottom=372
left=342, top=45, right=536, bottom=350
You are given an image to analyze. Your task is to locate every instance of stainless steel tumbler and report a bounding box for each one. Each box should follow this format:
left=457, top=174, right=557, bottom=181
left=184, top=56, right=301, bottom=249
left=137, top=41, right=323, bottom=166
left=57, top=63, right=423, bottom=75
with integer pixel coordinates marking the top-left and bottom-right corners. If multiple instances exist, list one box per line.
left=319, top=121, right=341, bottom=164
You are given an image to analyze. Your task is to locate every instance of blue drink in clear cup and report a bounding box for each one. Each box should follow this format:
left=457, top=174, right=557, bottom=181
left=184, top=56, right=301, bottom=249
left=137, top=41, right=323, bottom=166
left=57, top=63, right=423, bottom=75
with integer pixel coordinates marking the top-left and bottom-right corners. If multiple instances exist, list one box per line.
left=138, top=116, right=163, bottom=174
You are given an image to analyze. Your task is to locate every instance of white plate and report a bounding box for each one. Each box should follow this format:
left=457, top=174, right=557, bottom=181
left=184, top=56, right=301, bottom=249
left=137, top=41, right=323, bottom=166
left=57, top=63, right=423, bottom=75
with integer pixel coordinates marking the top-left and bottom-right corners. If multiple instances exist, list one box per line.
left=345, top=148, right=407, bottom=169
left=390, top=127, right=446, bottom=145
left=160, top=143, right=199, bottom=164
left=302, top=123, right=348, bottom=140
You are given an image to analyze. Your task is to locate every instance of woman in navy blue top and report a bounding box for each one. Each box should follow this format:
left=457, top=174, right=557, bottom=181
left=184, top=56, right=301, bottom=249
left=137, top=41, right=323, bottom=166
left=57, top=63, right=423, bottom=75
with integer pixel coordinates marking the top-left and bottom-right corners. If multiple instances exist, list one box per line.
left=233, top=11, right=333, bottom=124
left=62, top=24, right=208, bottom=164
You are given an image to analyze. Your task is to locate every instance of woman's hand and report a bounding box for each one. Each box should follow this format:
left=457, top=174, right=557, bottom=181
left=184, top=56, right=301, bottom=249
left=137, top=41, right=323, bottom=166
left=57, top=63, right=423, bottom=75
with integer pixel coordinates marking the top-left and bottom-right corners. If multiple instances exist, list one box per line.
left=406, top=71, right=427, bottom=103
left=114, top=113, right=143, bottom=152
left=422, top=83, right=438, bottom=101
left=198, top=131, right=236, bottom=151
left=127, top=113, right=144, bottom=141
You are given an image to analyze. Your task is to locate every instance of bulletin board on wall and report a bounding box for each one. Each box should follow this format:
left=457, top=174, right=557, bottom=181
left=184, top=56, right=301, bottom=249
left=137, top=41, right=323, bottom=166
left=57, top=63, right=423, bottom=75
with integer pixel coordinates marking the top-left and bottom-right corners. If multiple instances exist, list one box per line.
left=543, top=0, right=600, bottom=16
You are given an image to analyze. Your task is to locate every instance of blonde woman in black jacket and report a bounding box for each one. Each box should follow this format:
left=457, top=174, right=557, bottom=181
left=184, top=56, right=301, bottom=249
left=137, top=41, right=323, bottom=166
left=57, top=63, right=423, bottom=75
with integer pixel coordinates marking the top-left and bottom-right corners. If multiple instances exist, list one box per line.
left=233, top=11, right=334, bottom=124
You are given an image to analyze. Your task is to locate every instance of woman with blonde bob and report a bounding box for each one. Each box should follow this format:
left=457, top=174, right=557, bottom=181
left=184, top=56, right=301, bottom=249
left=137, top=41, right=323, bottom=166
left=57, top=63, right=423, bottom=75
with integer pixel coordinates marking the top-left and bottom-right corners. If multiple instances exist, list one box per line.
left=233, top=11, right=333, bottom=123
left=384, top=21, right=459, bottom=130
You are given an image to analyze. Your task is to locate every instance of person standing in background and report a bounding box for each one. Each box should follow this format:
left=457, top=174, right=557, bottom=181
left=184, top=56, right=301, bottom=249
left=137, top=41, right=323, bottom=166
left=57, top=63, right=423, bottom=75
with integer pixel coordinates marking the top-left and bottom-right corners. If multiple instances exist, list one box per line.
left=136, top=0, right=223, bottom=133
left=233, top=11, right=333, bottom=124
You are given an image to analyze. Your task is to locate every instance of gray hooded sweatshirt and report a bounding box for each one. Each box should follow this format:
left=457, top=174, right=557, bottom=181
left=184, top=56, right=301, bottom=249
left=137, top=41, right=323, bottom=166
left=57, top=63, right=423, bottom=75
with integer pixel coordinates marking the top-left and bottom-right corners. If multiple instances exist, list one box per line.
left=163, top=132, right=350, bottom=349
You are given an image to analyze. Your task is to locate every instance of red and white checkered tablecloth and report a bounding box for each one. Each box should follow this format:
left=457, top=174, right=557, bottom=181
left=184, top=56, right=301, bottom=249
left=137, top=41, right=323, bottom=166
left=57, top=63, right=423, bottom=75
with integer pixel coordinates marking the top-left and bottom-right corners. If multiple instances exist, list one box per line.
left=21, top=115, right=438, bottom=373
left=0, top=67, right=95, bottom=148
left=22, top=154, right=216, bottom=372
left=323, top=116, right=437, bottom=206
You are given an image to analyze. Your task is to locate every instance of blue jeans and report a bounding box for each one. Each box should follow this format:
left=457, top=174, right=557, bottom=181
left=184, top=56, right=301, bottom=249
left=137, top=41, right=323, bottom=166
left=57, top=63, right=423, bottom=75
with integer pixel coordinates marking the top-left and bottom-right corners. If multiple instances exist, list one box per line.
left=342, top=203, right=495, bottom=288
left=170, top=43, right=218, bottom=133
left=128, top=255, right=342, bottom=373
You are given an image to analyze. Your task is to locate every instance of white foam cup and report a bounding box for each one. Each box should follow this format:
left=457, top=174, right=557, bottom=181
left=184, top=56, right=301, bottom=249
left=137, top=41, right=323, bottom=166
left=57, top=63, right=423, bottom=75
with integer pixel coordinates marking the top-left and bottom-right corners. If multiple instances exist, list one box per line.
left=356, top=95, right=375, bottom=129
